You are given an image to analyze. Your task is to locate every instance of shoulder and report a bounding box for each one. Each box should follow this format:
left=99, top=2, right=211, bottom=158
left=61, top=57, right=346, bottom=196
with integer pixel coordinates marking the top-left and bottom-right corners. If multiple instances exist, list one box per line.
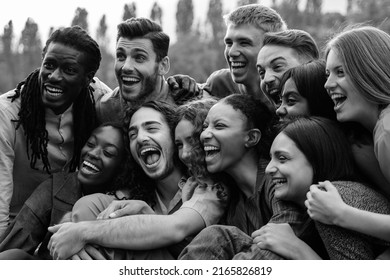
left=332, top=181, right=390, bottom=214
left=0, top=89, right=20, bottom=117
left=203, top=69, right=240, bottom=97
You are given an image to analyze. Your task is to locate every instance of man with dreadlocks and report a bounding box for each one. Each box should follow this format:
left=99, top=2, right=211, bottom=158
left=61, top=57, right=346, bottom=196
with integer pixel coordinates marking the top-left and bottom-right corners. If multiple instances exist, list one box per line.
left=0, top=26, right=110, bottom=236
left=95, top=17, right=198, bottom=125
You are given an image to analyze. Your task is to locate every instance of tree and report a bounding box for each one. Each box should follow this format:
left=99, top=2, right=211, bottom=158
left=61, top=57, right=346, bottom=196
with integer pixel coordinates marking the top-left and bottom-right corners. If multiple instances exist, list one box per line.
left=150, top=2, right=163, bottom=26
left=273, top=0, right=303, bottom=28
left=206, top=0, right=226, bottom=69
left=95, top=15, right=116, bottom=89
left=123, top=2, right=137, bottom=21
left=237, top=0, right=258, bottom=6
left=71, top=7, right=89, bottom=32
left=18, top=18, right=42, bottom=79
left=0, top=20, right=16, bottom=92
left=176, top=0, right=194, bottom=37
left=304, top=0, right=322, bottom=26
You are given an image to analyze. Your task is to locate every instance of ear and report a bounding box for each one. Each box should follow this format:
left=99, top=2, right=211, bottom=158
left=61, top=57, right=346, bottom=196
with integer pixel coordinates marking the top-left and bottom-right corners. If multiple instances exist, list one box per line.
left=245, top=128, right=261, bottom=148
left=158, top=56, right=170, bottom=76
left=85, top=71, right=95, bottom=87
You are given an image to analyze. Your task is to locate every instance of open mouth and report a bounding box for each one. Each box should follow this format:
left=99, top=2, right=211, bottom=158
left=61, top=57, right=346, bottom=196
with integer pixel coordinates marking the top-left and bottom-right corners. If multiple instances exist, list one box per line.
left=80, top=160, right=101, bottom=174
left=273, top=178, right=287, bottom=187
left=230, top=61, right=246, bottom=70
left=122, top=76, right=140, bottom=87
left=45, top=85, right=63, bottom=97
left=204, top=145, right=220, bottom=159
left=267, top=88, right=281, bottom=105
left=330, top=93, right=347, bottom=109
left=140, top=147, right=161, bottom=168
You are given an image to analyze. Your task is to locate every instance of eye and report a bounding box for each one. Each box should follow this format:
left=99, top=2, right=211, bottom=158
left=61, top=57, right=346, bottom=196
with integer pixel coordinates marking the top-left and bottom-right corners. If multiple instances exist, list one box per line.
left=86, top=141, right=95, bottom=148
left=128, top=131, right=137, bottom=140
left=135, top=54, right=147, bottom=62
left=286, top=97, right=297, bottom=106
left=278, top=155, right=288, bottom=162
left=116, top=52, right=125, bottom=61
left=43, top=62, right=55, bottom=70
left=258, top=69, right=265, bottom=79
left=273, top=64, right=285, bottom=72
left=202, top=122, right=209, bottom=131
left=175, top=141, right=183, bottom=149
left=65, top=67, right=77, bottom=75
left=325, top=70, right=330, bottom=79
left=215, top=122, right=226, bottom=129
left=103, top=150, right=115, bottom=158
left=336, top=68, right=344, bottom=77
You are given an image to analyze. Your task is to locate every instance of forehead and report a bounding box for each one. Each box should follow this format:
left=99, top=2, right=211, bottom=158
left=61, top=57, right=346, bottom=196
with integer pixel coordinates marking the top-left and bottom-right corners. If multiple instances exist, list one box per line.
left=175, top=119, right=195, bottom=137
left=225, top=23, right=265, bottom=42
left=130, top=107, right=167, bottom=127
left=208, top=102, right=246, bottom=122
left=282, top=78, right=298, bottom=93
left=271, top=132, right=301, bottom=154
left=91, top=126, right=124, bottom=146
left=257, top=45, right=300, bottom=66
left=326, top=49, right=342, bottom=67
left=44, top=42, right=86, bottom=64
left=116, top=37, right=155, bottom=54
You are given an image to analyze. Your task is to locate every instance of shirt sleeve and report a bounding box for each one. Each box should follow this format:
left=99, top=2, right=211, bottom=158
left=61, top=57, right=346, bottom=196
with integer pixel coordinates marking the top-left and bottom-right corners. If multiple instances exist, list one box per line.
left=374, top=109, right=390, bottom=185
left=180, top=177, right=230, bottom=227
left=0, top=99, right=17, bottom=236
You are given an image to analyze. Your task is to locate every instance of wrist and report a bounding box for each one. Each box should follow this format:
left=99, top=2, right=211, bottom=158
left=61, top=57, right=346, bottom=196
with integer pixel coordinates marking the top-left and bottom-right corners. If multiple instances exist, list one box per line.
left=333, top=203, right=351, bottom=227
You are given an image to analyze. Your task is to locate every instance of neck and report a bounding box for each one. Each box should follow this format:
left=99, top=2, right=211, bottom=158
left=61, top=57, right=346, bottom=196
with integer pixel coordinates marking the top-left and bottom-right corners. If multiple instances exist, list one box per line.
left=227, top=152, right=259, bottom=198
left=155, top=167, right=184, bottom=203
left=360, top=107, right=380, bottom=133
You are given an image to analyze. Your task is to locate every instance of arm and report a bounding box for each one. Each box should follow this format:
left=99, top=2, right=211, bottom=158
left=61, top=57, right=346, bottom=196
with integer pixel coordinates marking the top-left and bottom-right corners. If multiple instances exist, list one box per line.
left=166, top=74, right=203, bottom=103
left=252, top=223, right=322, bottom=260
left=48, top=207, right=205, bottom=260
left=374, top=112, right=390, bottom=186
left=306, top=181, right=390, bottom=242
left=0, top=101, right=17, bottom=236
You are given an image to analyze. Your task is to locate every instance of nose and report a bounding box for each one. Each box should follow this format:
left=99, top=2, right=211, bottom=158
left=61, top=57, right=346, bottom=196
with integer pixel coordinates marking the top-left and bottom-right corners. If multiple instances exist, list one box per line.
left=87, top=147, right=100, bottom=159
left=263, top=71, right=276, bottom=87
left=324, top=74, right=335, bottom=91
left=48, top=68, right=63, bottom=81
left=122, top=57, right=135, bottom=72
left=200, top=127, right=212, bottom=142
left=181, top=145, right=191, bottom=163
left=136, top=129, right=149, bottom=144
left=265, top=160, right=277, bottom=175
left=228, top=43, right=239, bottom=58
left=276, top=104, right=287, bottom=118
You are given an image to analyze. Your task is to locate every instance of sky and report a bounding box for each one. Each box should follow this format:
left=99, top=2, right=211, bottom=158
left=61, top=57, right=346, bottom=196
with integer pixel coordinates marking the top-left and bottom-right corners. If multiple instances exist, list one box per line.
left=0, top=0, right=347, bottom=50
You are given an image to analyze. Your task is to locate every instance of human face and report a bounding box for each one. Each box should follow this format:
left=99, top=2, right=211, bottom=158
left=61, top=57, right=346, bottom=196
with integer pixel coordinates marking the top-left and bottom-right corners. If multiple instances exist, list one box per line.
left=175, top=119, right=196, bottom=168
left=324, top=49, right=378, bottom=125
left=276, top=78, right=310, bottom=121
left=115, top=37, right=160, bottom=104
left=128, top=107, right=176, bottom=180
left=77, top=126, right=125, bottom=191
left=39, top=42, right=91, bottom=115
left=224, top=24, right=265, bottom=85
left=266, top=132, right=313, bottom=207
left=257, top=45, right=302, bottom=107
left=201, top=101, right=249, bottom=175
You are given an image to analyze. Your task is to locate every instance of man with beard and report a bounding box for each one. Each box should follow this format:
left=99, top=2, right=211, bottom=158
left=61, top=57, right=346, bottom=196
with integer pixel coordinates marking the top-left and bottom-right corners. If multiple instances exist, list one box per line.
left=47, top=100, right=228, bottom=260
left=96, top=17, right=191, bottom=124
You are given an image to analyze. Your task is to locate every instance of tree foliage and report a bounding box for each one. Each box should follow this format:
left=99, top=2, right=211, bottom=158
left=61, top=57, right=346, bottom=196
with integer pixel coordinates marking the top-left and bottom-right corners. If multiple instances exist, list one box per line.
left=176, top=0, right=194, bottom=37
left=150, top=2, right=163, bottom=26
left=123, top=2, right=137, bottom=21
left=71, top=7, right=89, bottom=31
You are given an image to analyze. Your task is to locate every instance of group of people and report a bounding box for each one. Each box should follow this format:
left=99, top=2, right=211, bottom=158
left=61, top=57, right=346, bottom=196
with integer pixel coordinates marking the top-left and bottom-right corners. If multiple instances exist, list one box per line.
left=0, top=3, right=390, bottom=260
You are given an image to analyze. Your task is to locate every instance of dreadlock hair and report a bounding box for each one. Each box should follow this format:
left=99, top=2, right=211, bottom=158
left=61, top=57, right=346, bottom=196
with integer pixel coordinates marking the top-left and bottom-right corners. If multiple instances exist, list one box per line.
left=9, top=26, right=101, bottom=173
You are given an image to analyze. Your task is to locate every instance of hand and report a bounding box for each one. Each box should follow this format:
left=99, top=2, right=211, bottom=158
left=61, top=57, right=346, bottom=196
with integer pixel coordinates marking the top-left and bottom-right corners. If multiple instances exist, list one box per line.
left=305, top=180, right=347, bottom=225
left=251, top=223, right=299, bottom=259
left=70, top=245, right=107, bottom=260
left=181, top=177, right=201, bottom=202
left=48, top=222, right=86, bottom=260
left=96, top=199, right=154, bottom=220
left=167, top=74, right=202, bottom=103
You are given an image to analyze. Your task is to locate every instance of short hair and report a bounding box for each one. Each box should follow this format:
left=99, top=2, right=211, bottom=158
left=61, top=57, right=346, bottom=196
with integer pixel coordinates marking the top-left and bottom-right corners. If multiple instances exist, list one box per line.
left=43, top=25, right=101, bottom=74
left=263, top=29, right=319, bottom=62
left=279, top=60, right=336, bottom=121
left=280, top=117, right=358, bottom=183
left=220, top=93, right=276, bottom=159
left=175, top=98, right=218, bottom=179
left=325, top=26, right=390, bottom=105
left=224, top=4, right=287, bottom=32
left=117, top=17, right=170, bottom=62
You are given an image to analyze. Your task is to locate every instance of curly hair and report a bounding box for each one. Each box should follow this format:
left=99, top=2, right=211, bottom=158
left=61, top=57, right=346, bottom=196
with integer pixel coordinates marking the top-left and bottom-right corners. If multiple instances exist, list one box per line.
left=9, top=26, right=101, bottom=173
left=221, top=93, right=277, bottom=159
left=174, top=98, right=218, bottom=182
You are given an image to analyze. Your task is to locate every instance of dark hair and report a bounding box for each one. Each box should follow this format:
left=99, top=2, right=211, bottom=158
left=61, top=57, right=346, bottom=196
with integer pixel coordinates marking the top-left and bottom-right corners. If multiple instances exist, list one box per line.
left=280, top=117, right=358, bottom=183
left=10, top=26, right=100, bottom=172
left=221, top=93, right=276, bottom=159
left=117, top=17, right=169, bottom=62
left=263, top=29, right=319, bottom=62
left=279, top=60, right=336, bottom=120
left=123, top=100, right=185, bottom=207
left=174, top=98, right=218, bottom=180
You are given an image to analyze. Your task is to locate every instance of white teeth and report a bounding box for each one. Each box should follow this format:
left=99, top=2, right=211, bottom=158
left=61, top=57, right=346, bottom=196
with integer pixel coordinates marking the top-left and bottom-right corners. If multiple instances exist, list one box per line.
left=231, top=62, right=245, bottom=67
left=273, top=178, right=287, bottom=185
left=122, top=77, right=139, bottom=82
left=140, top=147, right=158, bottom=156
left=45, top=86, right=63, bottom=96
left=204, top=146, right=219, bottom=152
left=83, top=161, right=100, bottom=172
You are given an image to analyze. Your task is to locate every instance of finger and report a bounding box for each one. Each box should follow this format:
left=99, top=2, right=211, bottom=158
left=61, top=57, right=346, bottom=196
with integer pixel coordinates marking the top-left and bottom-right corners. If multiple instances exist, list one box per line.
left=309, top=184, right=319, bottom=192
left=167, top=77, right=179, bottom=89
left=85, top=245, right=106, bottom=260
left=322, top=180, right=336, bottom=192
left=48, top=223, right=62, bottom=233
left=77, top=249, right=93, bottom=260
left=70, top=254, right=81, bottom=260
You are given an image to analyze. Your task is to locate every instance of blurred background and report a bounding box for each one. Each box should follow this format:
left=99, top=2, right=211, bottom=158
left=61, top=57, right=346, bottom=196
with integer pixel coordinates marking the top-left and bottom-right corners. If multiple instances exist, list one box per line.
left=0, top=0, right=388, bottom=93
